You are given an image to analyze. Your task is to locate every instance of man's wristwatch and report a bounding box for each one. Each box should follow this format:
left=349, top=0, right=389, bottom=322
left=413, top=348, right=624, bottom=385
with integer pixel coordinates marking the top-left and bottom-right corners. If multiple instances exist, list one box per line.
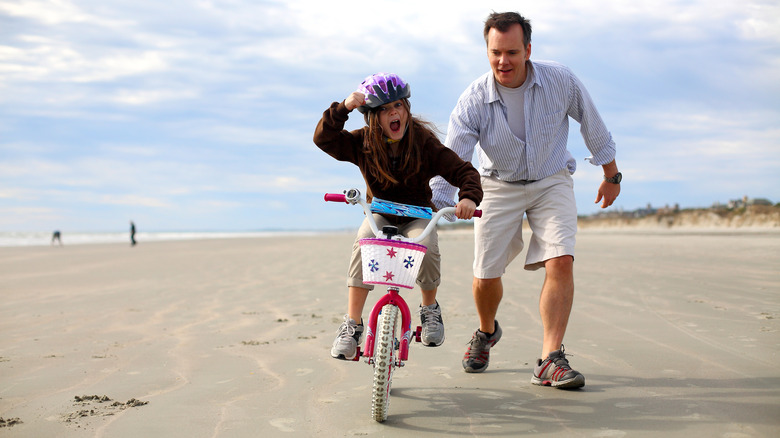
left=604, top=172, right=622, bottom=184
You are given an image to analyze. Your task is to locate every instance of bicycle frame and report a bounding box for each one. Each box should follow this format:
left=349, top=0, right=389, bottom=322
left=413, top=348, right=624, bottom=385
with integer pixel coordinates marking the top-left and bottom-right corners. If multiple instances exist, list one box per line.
left=325, top=188, right=481, bottom=422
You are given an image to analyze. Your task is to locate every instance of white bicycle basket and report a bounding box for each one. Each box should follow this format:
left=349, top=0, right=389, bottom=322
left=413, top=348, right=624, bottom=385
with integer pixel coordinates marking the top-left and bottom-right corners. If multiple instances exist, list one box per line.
left=359, top=238, right=427, bottom=289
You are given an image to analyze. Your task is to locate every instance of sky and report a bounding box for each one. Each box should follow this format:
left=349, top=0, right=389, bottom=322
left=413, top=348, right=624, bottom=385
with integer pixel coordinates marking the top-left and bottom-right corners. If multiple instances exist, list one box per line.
left=1, top=0, right=779, bottom=232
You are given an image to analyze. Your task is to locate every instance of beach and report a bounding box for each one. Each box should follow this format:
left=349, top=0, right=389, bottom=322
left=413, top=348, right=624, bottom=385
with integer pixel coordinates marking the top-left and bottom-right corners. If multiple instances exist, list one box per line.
left=1, top=229, right=778, bottom=437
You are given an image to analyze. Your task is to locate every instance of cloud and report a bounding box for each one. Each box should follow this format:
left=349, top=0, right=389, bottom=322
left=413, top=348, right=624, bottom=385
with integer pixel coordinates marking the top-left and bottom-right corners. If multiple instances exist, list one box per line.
left=0, top=0, right=110, bottom=25
left=1, top=0, right=778, bottom=232
left=110, top=87, right=198, bottom=105
left=0, top=206, right=61, bottom=228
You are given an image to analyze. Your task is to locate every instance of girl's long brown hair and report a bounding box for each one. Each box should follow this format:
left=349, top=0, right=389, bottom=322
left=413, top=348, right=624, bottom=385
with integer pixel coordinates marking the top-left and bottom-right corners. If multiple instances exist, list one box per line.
left=362, top=98, right=438, bottom=190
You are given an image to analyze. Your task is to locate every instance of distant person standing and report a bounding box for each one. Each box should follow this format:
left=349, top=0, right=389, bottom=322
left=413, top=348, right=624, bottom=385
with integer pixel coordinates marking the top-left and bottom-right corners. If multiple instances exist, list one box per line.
left=130, top=221, right=136, bottom=246
left=51, top=230, right=62, bottom=246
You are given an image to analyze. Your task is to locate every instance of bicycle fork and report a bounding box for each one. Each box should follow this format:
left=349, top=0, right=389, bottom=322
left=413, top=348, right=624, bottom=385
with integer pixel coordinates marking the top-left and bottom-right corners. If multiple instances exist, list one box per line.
left=360, top=287, right=420, bottom=366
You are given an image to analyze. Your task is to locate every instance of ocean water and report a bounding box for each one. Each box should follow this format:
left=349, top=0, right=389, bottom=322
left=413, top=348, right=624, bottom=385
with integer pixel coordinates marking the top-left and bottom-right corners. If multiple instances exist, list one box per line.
left=0, top=231, right=323, bottom=247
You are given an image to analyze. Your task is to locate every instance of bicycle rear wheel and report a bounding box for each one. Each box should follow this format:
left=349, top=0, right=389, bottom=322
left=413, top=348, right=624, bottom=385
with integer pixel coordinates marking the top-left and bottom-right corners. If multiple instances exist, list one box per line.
left=371, top=304, right=398, bottom=422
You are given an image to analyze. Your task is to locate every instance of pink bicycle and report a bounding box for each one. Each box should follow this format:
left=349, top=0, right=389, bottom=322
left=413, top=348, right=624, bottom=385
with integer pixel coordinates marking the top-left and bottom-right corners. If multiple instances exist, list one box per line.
left=325, top=188, right=481, bottom=422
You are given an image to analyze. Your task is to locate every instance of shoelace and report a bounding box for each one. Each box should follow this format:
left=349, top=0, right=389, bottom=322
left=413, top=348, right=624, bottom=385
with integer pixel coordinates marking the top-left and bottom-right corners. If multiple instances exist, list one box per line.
left=550, top=355, right=572, bottom=370
left=420, top=306, right=441, bottom=331
left=547, top=347, right=575, bottom=371
left=337, top=320, right=358, bottom=339
left=464, top=332, right=490, bottom=358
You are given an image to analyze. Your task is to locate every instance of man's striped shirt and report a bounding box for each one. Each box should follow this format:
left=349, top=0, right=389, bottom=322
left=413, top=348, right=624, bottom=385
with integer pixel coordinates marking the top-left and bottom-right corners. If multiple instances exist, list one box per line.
left=431, top=60, right=616, bottom=208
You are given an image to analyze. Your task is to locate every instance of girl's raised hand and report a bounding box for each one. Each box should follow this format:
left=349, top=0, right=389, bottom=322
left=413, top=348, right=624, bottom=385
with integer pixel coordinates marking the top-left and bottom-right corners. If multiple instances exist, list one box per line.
left=345, top=92, right=366, bottom=111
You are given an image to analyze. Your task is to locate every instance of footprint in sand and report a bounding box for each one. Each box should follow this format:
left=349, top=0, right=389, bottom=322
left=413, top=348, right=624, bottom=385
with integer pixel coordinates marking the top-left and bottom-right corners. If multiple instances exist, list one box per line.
left=593, top=430, right=627, bottom=437
left=269, top=418, right=295, bottom=432
left=429, top=366, right=453, bottom=379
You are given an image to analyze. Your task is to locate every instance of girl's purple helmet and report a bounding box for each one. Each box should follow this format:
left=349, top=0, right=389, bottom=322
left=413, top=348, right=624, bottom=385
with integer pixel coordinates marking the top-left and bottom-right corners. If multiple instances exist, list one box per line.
left=356, top=72, right=411, bottom=114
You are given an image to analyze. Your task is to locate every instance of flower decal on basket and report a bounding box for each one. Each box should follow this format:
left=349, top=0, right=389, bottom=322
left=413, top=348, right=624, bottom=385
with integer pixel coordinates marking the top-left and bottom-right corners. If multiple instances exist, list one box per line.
left=359, top=238, right=427, bottom=289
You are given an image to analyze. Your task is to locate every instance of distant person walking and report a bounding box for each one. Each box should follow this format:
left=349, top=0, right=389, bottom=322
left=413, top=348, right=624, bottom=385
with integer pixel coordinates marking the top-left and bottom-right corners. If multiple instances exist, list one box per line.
left=130, top=221, right=136, bottom=246
left=51, top=230, right=62, bottom=246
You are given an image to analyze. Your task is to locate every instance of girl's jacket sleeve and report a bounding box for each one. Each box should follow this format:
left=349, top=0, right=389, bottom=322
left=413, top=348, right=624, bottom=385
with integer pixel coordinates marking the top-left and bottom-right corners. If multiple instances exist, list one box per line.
left=313, top=101, right=363, bottom=164
left=424, top=133, right=483, bottom=206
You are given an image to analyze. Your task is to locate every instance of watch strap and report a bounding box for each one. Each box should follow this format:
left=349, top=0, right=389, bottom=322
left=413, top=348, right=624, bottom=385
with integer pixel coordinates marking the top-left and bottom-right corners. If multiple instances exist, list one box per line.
left=604, top=172, right=622, bottom=184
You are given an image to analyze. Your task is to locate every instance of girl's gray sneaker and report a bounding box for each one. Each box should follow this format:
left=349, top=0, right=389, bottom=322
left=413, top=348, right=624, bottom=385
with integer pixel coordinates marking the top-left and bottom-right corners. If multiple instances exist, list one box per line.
left=419, top=302, right=445, bottom=346
left=330, top=315, right=363, bottom=360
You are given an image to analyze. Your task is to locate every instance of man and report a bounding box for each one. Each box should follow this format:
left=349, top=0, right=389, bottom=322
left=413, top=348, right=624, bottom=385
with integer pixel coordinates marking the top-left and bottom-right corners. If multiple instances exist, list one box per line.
left=431, top=11, right=621, bottom=389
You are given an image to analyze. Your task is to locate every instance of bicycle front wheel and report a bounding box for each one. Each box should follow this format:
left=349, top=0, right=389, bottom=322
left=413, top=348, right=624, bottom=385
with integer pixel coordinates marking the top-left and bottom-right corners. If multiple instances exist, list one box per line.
left=371, top=304, right=398, bottom=422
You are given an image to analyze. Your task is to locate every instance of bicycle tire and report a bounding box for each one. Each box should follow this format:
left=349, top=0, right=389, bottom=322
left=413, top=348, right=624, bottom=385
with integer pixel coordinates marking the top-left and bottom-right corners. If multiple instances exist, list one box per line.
left=371, top=304, right=398, bottom=422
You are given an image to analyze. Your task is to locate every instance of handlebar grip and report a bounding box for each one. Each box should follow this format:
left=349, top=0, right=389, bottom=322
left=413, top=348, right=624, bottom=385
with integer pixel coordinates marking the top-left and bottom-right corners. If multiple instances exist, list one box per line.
left=473, top=210, right=482, bottom=218
left=324, top=193, right=348, bottom=203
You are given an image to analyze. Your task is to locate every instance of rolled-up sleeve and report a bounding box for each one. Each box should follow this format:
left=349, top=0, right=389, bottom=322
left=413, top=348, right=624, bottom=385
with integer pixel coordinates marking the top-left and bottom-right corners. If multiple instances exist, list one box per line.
left=568, top=73, right=616, bottom=166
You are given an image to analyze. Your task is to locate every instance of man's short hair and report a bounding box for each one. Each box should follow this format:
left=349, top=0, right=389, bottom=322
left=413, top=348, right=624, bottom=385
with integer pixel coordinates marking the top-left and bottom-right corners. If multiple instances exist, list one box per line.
left=483, top=12, right=532, bottom=46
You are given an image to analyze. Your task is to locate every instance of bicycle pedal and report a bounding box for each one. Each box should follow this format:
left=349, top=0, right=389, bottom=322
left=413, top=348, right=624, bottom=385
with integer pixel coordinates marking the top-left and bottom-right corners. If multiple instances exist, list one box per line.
left=352, top=347, right=362, bottom=361
left=414, top=326, right=422, bottom=342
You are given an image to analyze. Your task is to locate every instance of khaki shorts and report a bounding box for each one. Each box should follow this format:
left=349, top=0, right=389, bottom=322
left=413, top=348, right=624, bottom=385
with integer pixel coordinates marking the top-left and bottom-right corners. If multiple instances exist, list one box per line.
left=474, top=170, right=577, bottom=278
left=348, top=214, right=441, bottom=291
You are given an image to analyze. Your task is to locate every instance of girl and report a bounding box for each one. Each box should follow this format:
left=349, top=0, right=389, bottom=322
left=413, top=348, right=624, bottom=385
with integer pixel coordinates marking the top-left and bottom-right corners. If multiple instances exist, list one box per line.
left=314, top=73, right=482, bottom=360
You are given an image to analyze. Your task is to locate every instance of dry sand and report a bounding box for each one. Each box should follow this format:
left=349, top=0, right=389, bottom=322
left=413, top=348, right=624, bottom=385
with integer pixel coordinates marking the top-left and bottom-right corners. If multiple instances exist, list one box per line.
left=1, top=229, right=778, bottom=437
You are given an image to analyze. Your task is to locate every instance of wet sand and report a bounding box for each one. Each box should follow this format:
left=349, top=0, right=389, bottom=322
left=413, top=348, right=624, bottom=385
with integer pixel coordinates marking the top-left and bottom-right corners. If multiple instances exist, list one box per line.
left=1, top=229, right=778, bottom=437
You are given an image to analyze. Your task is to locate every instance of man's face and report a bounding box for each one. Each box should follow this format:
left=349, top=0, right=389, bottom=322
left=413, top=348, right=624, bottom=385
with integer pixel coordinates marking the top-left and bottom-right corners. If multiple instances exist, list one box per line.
left=487, top=23, right=532, bottom=88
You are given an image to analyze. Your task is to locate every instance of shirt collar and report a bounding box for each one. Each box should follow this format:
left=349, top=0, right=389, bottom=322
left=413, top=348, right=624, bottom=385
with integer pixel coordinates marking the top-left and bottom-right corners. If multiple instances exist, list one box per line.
left=484, top=60, right=539, bottom=104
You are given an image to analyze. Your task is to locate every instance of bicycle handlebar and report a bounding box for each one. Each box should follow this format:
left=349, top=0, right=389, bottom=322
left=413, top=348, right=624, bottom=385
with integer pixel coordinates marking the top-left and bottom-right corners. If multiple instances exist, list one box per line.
left=324, top=189, right=481, bottom=244
left=323, top=193, right=348, bottom=203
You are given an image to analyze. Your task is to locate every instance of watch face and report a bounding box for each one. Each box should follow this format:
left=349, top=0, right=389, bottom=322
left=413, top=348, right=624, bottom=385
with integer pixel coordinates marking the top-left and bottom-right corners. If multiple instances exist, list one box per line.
left=613, top=172, right=622, bottom=183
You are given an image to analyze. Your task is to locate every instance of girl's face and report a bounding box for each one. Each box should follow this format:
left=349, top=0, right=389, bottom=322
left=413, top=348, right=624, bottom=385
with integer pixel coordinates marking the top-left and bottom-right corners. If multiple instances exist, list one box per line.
left=376, top=100, right=408, bottom=142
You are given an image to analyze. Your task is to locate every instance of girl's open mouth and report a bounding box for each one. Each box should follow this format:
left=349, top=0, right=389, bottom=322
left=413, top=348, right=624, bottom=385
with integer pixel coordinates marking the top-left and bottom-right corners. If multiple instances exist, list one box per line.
left=390, top=119, right=401, bottom=132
